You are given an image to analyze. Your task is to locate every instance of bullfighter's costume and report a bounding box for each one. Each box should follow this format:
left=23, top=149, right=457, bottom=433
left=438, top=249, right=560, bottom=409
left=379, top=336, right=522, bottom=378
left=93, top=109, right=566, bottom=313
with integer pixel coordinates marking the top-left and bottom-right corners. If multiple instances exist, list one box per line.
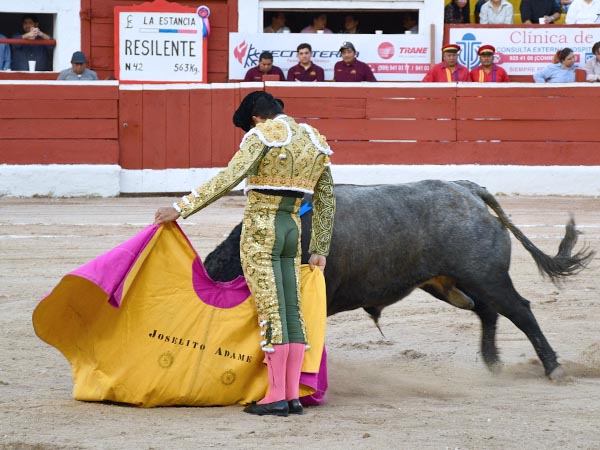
left=173, top=92, right=335, bottom=416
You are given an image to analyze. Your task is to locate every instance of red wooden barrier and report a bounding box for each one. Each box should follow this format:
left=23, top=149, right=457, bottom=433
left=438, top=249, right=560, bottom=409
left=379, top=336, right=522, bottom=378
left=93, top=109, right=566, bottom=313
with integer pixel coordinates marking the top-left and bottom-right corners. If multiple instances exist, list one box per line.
left=3, top=83, right=600, bottom=168
left=0, top=84, right=119, bottom=165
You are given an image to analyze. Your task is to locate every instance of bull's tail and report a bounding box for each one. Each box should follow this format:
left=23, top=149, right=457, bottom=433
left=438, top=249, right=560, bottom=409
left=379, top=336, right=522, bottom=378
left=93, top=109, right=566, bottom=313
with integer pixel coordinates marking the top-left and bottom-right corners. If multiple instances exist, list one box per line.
left=454, top=180, right=595, bottom=284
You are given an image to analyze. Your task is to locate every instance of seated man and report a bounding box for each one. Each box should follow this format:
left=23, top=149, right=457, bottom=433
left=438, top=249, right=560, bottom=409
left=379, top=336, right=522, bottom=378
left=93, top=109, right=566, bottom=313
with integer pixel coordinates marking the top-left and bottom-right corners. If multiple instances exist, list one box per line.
left=584, top=41, right=600, bottom=82
left=57, top=51, right=98, bottom=80
left=244, top=51, right=285, bottom=81
left=333, top=41, right=376, bottom=82
left=287, top=43, right=325, bottom=82
left=301, top=13, right=333, bottom=33
left=470, top=45, right=510, bottom=82
left=339, top=14, right=360, bottom=34
left=263, top=12, right=290, bottom=33
left=422, top=44, right=470, bottom=82
left=520, top=0, right=561, bottom=24
left=402, top=12, right=419, bottom=33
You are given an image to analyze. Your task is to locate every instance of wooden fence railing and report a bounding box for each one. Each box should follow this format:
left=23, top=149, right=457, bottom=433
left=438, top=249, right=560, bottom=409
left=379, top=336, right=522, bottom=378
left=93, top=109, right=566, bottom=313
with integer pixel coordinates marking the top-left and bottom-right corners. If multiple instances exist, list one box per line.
left=1, top=82, right=599, bottom=168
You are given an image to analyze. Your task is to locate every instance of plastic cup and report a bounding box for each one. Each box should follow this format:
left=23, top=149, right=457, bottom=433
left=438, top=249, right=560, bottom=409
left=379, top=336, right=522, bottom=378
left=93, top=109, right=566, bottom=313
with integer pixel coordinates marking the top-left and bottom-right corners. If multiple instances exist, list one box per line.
left=317, top=30, right=324, bottom=34
left=28, top=60, right=36, bottom=71
left=375, top=30, right=383, bottom=34
left=538, top=18, right=546, bottom=24
left=405, top=30, right=413, bottom=34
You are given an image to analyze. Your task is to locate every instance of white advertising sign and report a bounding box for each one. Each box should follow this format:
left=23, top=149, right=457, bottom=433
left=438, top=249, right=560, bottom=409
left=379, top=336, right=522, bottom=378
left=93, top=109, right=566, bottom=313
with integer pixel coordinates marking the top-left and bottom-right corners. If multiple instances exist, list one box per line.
left=116, top=11, right=206, bottom=82
left=229, top=32, right=432, bottom=81
left=449, top=26, right=600, bottom=75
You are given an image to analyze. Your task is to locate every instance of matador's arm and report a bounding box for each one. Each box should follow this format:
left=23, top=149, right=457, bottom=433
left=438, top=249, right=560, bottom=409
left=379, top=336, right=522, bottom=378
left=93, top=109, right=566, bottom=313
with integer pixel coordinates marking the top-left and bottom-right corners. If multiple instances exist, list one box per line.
left=175, top=135, right=266, bottom=218
left=309, top=166, right=335, bottom=256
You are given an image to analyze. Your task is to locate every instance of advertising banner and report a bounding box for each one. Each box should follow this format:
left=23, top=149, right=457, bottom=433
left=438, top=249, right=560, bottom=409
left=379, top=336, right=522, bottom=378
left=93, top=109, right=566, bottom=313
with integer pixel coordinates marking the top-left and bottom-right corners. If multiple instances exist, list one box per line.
left=229, top=32, right=432, bottom=81
left=115, top=0, right=210, bottom=83
left=449, top=26, right=600, bottom=76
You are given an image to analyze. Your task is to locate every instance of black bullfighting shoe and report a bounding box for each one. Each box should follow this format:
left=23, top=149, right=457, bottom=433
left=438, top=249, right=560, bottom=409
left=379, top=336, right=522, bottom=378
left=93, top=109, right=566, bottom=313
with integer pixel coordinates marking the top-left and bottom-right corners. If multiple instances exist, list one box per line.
left=287, top=399, right=304, bottom=415
left=243, top=400, right=289, bottom=417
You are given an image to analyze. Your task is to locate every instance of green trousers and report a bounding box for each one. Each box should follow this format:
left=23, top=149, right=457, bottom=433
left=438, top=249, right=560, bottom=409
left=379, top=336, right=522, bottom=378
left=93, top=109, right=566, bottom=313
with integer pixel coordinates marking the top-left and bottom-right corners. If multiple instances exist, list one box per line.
left=240, top=191, right=307, bottom=351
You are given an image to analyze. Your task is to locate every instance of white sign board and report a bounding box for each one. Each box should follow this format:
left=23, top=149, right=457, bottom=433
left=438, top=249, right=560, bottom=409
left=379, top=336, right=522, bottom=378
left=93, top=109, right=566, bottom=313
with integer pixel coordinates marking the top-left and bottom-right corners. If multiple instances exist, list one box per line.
left=229, top=32, right=432, bottom=81
left=449, top=26, right=600, bottom=75
left=116, top=10, right=206, bottom=83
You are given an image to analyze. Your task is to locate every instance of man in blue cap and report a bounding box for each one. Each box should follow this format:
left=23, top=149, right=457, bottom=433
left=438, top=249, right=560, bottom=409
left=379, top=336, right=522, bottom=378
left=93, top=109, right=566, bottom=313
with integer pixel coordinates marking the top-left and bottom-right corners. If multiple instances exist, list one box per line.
left=57, top=51, right=98, bottom=80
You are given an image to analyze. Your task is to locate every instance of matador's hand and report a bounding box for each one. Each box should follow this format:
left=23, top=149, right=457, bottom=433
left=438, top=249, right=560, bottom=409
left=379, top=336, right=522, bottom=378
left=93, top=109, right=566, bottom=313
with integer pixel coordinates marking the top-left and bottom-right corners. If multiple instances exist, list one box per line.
left=308, top=254, right=326, bottom=272
left=154, top=207, right=180, bottom=224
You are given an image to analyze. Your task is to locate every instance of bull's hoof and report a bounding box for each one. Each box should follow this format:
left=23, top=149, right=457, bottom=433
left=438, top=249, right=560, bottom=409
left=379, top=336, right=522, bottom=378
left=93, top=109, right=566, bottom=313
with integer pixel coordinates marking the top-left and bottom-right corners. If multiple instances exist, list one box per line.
left=547, top=365, right=570, bottom=382
left=486, top=361, right=503, bottom=375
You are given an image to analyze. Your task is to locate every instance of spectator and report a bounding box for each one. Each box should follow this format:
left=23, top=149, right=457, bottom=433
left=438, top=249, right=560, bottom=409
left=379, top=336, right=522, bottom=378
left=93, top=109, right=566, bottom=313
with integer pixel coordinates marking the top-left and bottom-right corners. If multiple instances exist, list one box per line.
left=559, top=0, right=573, bottom=13
left=445, top=0, right=471, bottom=24
left=264, top=12, right=291, bottom=33
left=339, top=14, right=360, bottom=34
left=470, top=45, right=510, bottom=82
left=520, top=0, right=561, bottom=24
left=584, top=41, right=600, bottom=81
left=480, top=0, right=515, bottom=24
left=533, top=48, right=579, bottom=82
left=244, top=51, right=285, bottom=81
left=57, top=51, right=98, bottom=81
left=11, top=14, right=54, bottom=71
left=475, top=0, right=488, bottom=23
left=422, top=44, right=470, bottom=82
left=565, top=0, right=600, bottom=23
left=333, top=41, right=377, bottom=82
left=301, top=13, right=333, bottom=34
left=287, top=43, right=325, bottom=82
left=402, top=12, right=419, bottom=33
left=0, top=34, right=11, bottom=70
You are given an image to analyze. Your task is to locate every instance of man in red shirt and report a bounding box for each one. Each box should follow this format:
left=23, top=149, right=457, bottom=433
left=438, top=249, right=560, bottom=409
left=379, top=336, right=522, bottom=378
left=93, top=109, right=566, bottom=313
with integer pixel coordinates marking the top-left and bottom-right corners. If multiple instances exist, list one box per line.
left=244, top=51, right=285, bottom=81
left=333, top=41, right=377, bottom=82
left=470, top=45, right=510, bottom=82
left=287, top=43, right=325, bottom=82
left=422, top=44, right=470, bottom=82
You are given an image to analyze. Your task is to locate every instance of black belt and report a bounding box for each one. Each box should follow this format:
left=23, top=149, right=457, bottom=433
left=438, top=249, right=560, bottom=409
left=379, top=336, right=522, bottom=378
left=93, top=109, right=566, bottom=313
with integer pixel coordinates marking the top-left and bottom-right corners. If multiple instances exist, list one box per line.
left=253, top=189, right=304, bottom=198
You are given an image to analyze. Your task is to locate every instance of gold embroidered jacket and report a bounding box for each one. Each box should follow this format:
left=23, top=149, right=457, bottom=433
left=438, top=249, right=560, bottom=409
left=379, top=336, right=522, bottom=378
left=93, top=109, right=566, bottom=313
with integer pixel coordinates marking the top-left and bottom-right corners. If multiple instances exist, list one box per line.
left=174, top=115, right=335, bottom=256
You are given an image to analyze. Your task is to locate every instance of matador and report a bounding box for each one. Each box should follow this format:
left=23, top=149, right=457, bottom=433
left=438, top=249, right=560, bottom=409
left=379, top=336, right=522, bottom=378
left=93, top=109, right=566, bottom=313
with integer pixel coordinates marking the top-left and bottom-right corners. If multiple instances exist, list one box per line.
left=154, top=91, right=336, bottom=417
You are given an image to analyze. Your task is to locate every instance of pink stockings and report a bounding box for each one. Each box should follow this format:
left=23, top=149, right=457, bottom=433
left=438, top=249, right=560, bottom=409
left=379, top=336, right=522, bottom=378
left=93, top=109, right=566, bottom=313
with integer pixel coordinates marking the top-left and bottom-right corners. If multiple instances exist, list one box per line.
left=258, top=343, right=306, bottom=404
left=286, top=343, right=305, bottom=401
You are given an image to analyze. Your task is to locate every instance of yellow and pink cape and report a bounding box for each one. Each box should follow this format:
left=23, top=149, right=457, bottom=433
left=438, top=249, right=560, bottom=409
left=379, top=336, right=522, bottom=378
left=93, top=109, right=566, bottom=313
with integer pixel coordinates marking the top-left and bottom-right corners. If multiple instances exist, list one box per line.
left=33, top=223, right=327, bottom=407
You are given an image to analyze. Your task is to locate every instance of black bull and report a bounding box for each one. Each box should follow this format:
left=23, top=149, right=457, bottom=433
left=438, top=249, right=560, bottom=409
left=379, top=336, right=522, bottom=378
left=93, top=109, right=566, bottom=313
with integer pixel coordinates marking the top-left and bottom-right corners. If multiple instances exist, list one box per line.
left=204, top=180, right=594, bottom=380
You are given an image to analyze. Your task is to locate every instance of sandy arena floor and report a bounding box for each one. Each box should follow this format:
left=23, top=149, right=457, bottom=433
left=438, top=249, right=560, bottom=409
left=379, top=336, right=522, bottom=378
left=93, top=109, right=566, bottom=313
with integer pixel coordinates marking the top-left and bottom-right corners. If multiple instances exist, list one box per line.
left=0, top=193, right=599, bottom=450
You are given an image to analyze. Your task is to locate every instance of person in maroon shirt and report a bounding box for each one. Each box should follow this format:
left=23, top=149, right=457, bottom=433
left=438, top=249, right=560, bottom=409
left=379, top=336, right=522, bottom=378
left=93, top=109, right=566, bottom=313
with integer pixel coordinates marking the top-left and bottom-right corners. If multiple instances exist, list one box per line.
left=422, top=44, right=470, bottom=82
left=244, top=51, right=285, bottom=81
left=333, top=41, right=377, bottom=82
left=287, top=43, right=325, bottom=82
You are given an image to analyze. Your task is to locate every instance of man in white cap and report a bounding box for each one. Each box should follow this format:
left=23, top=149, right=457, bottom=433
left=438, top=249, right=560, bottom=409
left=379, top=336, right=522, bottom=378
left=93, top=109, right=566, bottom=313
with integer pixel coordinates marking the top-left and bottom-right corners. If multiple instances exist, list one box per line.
left=57, top=51, right=98, bottom=80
